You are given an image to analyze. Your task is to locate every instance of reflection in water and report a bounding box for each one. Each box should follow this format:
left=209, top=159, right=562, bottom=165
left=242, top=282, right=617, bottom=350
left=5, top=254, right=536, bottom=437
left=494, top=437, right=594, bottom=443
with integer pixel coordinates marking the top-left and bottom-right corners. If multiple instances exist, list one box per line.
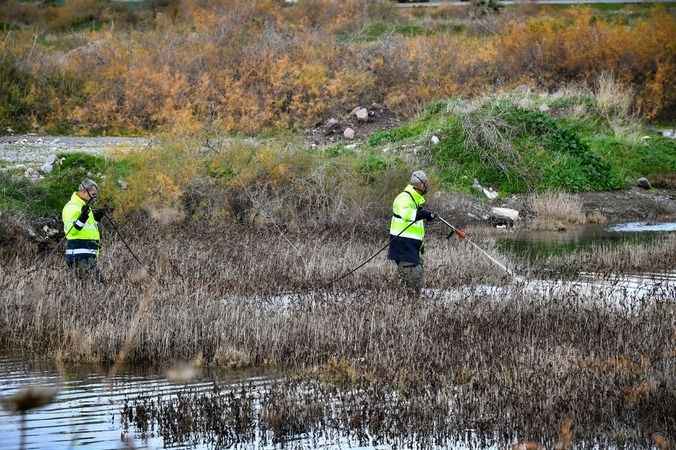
left=0, top=358, right=272, bottom=450
left=0, top=359, right=507, bottom=450
left=496, top=222, right=675, bottom=260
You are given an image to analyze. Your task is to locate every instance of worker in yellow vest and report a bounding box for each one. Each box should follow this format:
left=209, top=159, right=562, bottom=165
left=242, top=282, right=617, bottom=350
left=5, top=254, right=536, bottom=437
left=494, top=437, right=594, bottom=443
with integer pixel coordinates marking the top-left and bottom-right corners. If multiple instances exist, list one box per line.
left=62, top=179, right=103, bottom=278
left=388, top=170, right=464, bottom=296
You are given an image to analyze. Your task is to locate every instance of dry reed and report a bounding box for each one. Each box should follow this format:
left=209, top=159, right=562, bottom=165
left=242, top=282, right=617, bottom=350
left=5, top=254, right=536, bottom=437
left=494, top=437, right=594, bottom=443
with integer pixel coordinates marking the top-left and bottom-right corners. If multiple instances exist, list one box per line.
left=528, top=191, right=587, bottom=230
left=2, top=224, right=674, bottom=447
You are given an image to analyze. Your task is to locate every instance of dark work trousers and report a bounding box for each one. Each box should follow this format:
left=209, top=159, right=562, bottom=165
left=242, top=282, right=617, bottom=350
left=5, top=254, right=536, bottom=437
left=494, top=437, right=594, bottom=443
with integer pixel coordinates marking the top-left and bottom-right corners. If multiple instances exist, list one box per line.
left=66, top=255, right=105, bottom=284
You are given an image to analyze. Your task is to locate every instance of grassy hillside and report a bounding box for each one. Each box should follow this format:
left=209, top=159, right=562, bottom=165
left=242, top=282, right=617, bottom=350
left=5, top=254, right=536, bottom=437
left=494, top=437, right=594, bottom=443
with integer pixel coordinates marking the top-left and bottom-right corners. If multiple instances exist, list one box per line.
left=367, top=90, right=676, bottom=193
left=2, top=90, right=674, bottom=224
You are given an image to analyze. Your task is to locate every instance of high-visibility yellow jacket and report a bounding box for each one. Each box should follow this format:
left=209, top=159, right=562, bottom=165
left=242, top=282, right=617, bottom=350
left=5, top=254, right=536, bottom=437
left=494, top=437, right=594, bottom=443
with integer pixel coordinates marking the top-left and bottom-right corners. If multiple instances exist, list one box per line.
left=62, top=192, right=100, bottom=258
left=388, top=184, right=426, bottom=264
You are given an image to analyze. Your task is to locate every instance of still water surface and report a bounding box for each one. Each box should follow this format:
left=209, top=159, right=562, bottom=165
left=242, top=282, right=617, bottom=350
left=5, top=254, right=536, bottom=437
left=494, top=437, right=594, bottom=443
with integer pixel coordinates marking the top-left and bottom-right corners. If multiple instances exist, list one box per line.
left=0, top=358, right=278, bottom=450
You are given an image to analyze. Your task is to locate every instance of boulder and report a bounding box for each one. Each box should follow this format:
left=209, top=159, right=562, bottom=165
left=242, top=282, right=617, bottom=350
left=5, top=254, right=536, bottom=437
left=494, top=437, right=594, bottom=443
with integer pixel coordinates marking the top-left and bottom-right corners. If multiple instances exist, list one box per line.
left=490, top=207, right=519, bottom=226
left=430, top=135, right=440, bottom=145
left=354, top=107, right=369, bottom=122
left=343, top=128, right=355, bottom=140
left=637, top=177, right=652, bottom=190
left=324, top=118, right=339, bottom=132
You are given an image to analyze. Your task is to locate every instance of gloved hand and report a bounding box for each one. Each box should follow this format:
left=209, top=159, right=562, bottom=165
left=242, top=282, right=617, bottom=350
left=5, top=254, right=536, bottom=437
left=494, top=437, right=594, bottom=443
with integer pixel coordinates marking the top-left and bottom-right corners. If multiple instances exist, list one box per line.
left=87, top=189, right=98, bottom=204
left=93, top=209, right=105, bottom=222
left=78, top=204, right=91, bottom=223
left=455, top=228, right=466, bottom=240
left=417, top=208, right=437, bottom=222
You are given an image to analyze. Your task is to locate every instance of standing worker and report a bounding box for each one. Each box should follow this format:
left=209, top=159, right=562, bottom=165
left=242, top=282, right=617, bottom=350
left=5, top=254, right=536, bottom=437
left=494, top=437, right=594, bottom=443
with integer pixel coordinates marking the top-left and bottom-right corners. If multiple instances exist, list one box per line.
left=62, top=179, right=103, bottom=279
left=388, top=170, right=463, bottom=296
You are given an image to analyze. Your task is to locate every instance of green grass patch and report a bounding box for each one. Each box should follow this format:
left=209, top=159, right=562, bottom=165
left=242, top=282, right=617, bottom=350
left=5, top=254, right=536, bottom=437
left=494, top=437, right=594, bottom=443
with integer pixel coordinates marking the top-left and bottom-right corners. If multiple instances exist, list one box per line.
left=0, top=152, right=118, bottom=217
left=367, top=96, right=676, bottom=194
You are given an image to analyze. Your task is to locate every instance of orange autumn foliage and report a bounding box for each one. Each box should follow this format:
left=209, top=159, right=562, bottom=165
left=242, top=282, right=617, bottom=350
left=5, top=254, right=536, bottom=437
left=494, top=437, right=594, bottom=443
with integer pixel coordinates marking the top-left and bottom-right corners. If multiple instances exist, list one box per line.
left=2, top=1, right=674, bottom=133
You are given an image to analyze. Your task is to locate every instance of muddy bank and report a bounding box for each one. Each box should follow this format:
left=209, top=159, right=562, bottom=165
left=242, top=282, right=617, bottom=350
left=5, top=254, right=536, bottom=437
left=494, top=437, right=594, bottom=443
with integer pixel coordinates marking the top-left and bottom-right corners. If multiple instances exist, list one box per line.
left=432, top=187, right=676, bottom=227
left=579, top=188, right=676, bottom=223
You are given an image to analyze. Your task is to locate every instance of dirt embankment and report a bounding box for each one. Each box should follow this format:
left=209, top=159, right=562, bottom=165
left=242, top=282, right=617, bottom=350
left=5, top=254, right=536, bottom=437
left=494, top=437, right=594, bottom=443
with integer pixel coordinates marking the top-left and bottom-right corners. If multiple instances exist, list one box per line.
left=578, top=188, right=676, bottom=223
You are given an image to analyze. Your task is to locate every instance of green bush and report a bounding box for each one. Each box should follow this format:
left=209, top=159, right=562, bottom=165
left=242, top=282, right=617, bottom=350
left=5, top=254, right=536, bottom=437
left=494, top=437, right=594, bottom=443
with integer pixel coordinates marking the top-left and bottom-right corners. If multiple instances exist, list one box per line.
left=0, top=153, right=111, bottom=217
left=368, top=97, right=664, bottom=193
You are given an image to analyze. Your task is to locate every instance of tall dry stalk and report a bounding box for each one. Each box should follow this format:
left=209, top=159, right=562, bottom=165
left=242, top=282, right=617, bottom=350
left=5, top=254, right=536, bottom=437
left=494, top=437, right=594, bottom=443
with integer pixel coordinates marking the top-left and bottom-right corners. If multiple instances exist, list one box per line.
left=528, top=191, right=586, bottom=230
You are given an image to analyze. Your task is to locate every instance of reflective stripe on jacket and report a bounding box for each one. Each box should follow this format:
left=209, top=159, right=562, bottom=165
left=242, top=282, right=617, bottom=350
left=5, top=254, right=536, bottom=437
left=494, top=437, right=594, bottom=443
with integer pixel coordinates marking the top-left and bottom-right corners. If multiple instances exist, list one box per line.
left=62, top=192, right=100, bottom=256
left=387, top=185, right=425, bottom=265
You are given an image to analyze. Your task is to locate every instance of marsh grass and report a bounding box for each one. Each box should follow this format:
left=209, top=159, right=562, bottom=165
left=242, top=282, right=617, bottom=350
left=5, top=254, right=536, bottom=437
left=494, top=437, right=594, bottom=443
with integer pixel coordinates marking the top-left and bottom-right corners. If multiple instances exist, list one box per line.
left=528, top=192, right=587, bottom=230
left=540, top=233, right=676, bottom=275
left=1, top=223, right=675, bottom=447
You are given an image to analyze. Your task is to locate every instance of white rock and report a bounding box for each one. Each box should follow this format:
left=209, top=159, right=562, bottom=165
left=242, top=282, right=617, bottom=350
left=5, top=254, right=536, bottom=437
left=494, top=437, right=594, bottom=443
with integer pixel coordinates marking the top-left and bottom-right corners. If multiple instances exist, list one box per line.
left=662, top=129, right=675, bottom=139
left=325, top=118, right=339, bottom=129
left=117, top=178, right=128, bottom=190
left=345, top=144, right=357, bottom=150
left=491, top=207, right=519, bottom=222
left=354, top=107, right=369, bottom=122
left=430, top=135, right=440, bottom=145
left=538, top=104, right=550, bottom=112
left=636, top=177, right=652, bottom=190
left=482, top=187, right=499, bottom=200
left=343, top=128, right=355, bottom=140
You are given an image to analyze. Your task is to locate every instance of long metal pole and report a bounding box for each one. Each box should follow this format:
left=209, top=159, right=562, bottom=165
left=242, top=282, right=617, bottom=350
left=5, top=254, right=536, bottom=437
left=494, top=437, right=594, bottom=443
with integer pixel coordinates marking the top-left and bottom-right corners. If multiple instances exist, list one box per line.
left=437, top=216, right=514, bottom=277
left=101, top=212, right=146, bottom=268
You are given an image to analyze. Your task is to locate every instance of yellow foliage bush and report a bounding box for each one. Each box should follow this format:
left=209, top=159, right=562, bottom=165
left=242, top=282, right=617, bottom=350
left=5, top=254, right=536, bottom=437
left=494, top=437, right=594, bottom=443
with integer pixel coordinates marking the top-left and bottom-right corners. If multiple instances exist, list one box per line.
left=105, top=139, right=201, bottom=219
left=3, top=1, right=675, bottom=133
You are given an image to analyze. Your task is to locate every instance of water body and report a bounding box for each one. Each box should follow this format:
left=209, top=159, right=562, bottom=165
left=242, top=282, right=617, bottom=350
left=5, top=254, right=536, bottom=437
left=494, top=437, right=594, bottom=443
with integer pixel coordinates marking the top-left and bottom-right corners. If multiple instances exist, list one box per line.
left=0, top=358, right=501, bottom=450
left=0, top=357, right=276, bottom=450
left=496, top=221, right=676, bottom=259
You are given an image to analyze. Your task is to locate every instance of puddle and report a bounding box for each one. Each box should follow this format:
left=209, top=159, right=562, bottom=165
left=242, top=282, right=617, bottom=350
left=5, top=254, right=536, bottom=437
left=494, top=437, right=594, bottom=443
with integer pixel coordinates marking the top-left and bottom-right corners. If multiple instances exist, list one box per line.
left=609, top=222, right=676, bottom=232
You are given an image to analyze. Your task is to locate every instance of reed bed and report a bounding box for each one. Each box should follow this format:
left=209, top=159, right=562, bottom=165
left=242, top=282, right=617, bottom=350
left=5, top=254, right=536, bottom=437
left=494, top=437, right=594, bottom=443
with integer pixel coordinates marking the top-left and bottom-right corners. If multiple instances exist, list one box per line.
left=527, top=192, right=587, bottom=230
left=537, top=233, right=676, bottom=275
left=1, top=225, right=675, bottom=447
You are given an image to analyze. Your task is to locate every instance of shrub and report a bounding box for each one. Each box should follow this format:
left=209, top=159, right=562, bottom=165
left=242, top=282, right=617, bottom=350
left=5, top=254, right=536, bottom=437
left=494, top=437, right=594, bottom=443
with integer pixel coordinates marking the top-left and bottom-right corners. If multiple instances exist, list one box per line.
left=3, top=2, right=674, bottom=134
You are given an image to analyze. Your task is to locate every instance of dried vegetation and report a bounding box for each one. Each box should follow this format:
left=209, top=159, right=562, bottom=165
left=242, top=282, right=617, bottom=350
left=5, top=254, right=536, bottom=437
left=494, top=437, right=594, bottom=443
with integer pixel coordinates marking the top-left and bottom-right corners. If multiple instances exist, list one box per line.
left=1, top=1, right=674, bottom=134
